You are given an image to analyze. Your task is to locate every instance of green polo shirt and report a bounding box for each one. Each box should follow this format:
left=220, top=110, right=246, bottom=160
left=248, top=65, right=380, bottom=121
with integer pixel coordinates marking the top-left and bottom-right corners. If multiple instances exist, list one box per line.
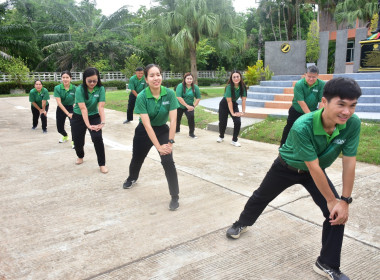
left=29, top=87, right=50, bottom=108
left=292, top=78, right=325, bottom=113
left=224, top=84, right=247, bottom=102
left=128, top=74, right=147, bottom=93
left=53, top=83, right=76, bottom=106
left=175, top=83, right=201, bottom=109
left=73, top=85, right=106, bottom=116
left=135, top=86, right=179, bottom=126
left=279, top=108, right=361, bottom=171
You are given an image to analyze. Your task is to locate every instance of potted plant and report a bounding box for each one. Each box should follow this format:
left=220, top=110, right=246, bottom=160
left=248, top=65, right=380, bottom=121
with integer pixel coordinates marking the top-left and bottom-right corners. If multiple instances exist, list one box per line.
left=306, top=20, right=320, bottom=68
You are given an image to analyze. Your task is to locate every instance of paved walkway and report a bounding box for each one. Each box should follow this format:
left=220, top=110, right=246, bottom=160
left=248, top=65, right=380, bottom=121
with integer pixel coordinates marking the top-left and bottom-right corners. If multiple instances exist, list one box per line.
left=0, top=97, right=379, bottom=279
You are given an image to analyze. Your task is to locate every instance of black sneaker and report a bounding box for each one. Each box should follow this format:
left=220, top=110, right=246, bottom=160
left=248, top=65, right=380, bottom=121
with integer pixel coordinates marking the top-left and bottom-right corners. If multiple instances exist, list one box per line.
left=123, top=120, right=131, bottom=124
left=189, top=134, right=198, bottom=139
left=43, top=129, right=47, bottom=134
left=169, top=197, right=179, bottom=211
left=313, top=258, right=350, bottom=280
left=32, top=126, right=37, bottom=130
left=226, top=221, right=248, bottom=239
left=123, top=179, right=136, bottom=189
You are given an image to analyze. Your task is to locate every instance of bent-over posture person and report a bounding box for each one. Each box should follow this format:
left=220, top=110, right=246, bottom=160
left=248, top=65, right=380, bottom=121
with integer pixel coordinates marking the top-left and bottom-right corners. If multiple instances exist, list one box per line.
left=226, top=77, right=362, bottom=280
left=71, top=67, right=108, bottom=174
left=280, top=65, right=325, bottom=147
left=122, top=64, right=180, bottom=211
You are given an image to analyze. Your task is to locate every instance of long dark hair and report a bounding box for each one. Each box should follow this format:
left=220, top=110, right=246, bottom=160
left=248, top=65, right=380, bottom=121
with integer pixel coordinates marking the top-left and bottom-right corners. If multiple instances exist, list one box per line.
left=182, top=72, right=195, bottom=95
left=82, top=67, right=102, bottom=100
left=226, top=70, right=247, bottom=99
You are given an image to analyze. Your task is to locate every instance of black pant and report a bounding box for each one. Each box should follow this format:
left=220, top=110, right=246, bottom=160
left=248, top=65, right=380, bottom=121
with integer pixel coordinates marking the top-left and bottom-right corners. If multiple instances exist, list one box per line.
left=237, top=157, right=344, bottom=269
left=280, top=106, right=304, bottom=147
left=126, top=93, right=137, bottom=121
left=176, top=107, right=195, bottom=135
left=71, top=113, right=106, bottom=166
left=56, top=105, right=73, bottom=137
left=31, top=104, right=49, bottom=130
left=218, top=98, right=241, bottom=142
left=127, top=123, right=179, bottom=197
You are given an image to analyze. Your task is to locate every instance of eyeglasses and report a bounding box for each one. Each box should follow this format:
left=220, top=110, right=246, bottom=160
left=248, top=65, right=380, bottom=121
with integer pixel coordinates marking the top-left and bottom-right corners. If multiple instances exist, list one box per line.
left=86, top=79, right=98, bottom=84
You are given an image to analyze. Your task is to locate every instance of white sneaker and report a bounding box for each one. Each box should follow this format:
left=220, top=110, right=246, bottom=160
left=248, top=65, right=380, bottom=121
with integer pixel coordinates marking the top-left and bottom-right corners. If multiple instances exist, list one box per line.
left=217, top=137, right=224, bottom=143
left=59, top=136, right=68, bottom=143
left=231, top=141, right=241, bottom=147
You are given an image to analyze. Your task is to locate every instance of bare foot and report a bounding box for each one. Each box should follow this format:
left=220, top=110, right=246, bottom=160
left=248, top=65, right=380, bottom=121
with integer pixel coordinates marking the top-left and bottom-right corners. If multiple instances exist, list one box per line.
left=75, top=158, right=83, bottom=165
left=100, top=166, right=108, bottom=174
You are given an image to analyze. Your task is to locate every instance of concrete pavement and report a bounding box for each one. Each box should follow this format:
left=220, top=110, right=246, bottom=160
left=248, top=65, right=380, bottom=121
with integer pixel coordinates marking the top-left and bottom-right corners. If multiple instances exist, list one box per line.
left=0, top=96, right=379, bottom=279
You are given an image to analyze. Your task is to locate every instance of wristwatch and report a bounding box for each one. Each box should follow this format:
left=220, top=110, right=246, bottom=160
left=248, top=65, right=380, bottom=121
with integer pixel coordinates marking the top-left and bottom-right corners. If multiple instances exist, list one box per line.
left=340, top=196, right=353, bottom=204
left=168, top=139, right=175, bottom=144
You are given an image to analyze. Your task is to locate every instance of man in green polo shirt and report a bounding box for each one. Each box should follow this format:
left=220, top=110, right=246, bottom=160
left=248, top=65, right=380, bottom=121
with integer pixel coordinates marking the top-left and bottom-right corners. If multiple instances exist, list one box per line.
left=123, top=67, right=146, bottom=124
left=226, top=77, right=362, bottom=280
left=280, top=65, right=326, bottom=147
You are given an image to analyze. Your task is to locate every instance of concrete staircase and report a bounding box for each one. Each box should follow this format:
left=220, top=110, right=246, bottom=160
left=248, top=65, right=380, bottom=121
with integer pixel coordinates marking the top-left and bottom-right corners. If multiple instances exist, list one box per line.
left=241, top=73, right=380, bottom=119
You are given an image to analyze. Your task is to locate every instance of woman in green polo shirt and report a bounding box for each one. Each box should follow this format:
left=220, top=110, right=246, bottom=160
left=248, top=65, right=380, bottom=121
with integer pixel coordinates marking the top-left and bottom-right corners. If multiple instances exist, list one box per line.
left=71, top=67, right=108, bottom=174
left=54, top=71, right=76, bottom=146
left=175, top=72, right=201, bottom=138
left=217, top=70, right=247, bottom=147
left=122, top=64, right=180, bottom=211
left=29, top=80, right=50, bottom=133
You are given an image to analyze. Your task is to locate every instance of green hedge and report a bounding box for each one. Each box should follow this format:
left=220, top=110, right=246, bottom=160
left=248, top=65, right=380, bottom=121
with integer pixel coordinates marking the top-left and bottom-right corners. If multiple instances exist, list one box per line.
left=0, top=78, right=225, bottom=95
left=0, top=80, right=127, bottom=94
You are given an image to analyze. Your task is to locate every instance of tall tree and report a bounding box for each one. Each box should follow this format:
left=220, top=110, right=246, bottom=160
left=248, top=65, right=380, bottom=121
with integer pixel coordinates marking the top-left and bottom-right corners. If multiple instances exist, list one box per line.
left=38, top=1, right=137, bottom=71
left=146, top=0, right=245, bottom=82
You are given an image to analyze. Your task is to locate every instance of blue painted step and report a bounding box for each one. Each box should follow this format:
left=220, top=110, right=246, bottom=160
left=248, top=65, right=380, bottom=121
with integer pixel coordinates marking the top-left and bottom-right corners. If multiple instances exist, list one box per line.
left=246, top=73, right=380, bottom=113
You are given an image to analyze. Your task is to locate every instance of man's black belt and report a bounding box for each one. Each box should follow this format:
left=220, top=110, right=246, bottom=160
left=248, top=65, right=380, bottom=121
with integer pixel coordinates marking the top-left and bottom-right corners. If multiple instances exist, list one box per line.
left=277, top=155, right=309, bottom=174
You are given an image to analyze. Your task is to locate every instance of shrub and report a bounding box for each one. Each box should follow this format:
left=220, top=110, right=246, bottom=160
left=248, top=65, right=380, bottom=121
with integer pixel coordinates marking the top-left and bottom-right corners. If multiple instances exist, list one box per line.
left=121, top=54, right=144, bottom=79
left=0, top=57, right=31, bottom=88
left=244, top=60, right=273, bottom=86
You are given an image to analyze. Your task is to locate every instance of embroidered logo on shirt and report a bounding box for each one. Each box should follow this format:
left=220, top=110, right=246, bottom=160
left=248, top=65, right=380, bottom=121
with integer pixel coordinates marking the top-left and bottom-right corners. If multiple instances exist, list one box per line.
left=94, top=94, right=99, bottom=97
left=333, top=139, right=346, bottom=145
left=313, top=89, right=318, bottom=92
left=162, top=101, right=170, bottom=105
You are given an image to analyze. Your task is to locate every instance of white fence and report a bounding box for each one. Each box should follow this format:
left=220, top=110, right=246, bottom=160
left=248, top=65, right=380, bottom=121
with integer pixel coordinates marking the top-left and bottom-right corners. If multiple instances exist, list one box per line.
left=0, top=71, right=230, bottom=83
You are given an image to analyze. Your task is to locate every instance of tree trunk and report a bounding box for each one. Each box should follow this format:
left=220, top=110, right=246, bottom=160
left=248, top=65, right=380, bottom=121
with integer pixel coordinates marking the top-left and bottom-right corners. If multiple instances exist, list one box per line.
left=283, top=4, right=289, bottom=41
left=270, top=7, right=277, bottom=41
left=278, top=4, right=282, bottom=41
left=190, top=47, right=198, bottom=85
left=258, top=24, right=262, bottom=60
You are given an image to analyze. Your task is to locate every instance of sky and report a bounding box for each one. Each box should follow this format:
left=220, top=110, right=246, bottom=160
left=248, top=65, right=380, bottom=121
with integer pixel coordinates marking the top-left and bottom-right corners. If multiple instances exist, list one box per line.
left=96, top=0, right=259, bottom=15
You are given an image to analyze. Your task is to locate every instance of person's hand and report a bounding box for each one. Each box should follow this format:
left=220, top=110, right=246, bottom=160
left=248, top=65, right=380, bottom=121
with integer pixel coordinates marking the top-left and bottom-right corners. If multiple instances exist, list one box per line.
left=93, top=123, right=104, bottom=131
left=157, top=144, right=172, bottom=155
left=87, top=125, right=97, bottom=131
left=187, top=105, right=195, bottom=111
left=329, top=200, right=349, bottom=226
left=67, top=113, right=73, bottom=119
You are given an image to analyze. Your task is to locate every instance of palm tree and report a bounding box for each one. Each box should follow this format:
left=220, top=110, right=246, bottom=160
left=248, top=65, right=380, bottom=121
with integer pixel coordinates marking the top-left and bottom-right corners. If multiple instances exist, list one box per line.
left=0, top=24, right=40, bottom=61
left=38, top=3, right=138, bottom=71
left=334, top=0, right=377, bottom=27
left=146, top=0, right=245, bottom=83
